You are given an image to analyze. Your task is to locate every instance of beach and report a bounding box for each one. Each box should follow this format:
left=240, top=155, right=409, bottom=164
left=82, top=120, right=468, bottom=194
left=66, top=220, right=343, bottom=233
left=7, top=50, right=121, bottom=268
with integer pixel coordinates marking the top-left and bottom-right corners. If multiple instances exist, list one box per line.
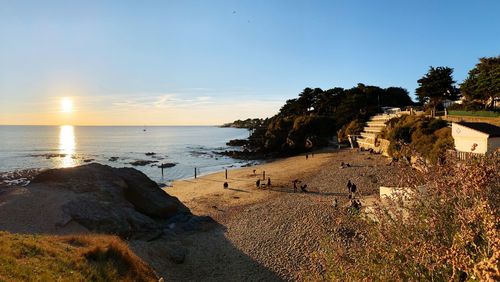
left=130, top=148, right=410, bottom=281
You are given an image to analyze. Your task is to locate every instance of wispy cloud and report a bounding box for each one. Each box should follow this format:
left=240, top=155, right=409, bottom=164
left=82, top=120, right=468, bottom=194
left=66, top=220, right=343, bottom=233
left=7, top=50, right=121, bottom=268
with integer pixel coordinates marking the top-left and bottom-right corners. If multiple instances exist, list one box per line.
left=110, top=93, right=214, bottom=110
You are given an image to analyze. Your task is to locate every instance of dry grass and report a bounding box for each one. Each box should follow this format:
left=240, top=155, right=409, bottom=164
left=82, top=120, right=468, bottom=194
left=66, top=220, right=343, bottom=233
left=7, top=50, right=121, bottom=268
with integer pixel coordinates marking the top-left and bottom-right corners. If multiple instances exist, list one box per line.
left=0, top=232, right=157, bottom=282
left=307, top=154, right=499, bottom=281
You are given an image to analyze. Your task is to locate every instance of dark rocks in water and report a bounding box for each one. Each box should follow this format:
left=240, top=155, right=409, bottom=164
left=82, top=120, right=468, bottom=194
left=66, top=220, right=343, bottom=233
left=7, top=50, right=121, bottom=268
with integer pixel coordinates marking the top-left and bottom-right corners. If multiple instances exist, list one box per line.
left=30, top=163, right=194, bottom=240
left=157, top=163, right=177, bottom=168
left=216, top=149, right=265, bottom=160
left=83, top=159, right=95, bottom=163
left=145, top=152, right=156, bottom=156
left=129, top=160, right=158, bottom=166
left=226, top=139, right=249, bottom=147
left=108, top=156, right=119, bottom=162
left=30, top=153, right=67, bottom=159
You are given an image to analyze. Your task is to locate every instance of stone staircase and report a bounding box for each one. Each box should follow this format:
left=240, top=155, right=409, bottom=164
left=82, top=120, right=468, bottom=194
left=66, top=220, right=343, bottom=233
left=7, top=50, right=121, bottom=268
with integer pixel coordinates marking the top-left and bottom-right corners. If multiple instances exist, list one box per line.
left=356, top=113, right=398, bottom=153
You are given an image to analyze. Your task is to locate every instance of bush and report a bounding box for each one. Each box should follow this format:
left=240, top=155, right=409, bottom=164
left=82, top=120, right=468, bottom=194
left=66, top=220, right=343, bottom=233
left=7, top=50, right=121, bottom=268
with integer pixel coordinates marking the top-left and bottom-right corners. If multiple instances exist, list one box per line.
left=308, top=155, right=499, bottom=281
left=338, top=119, right=365, bottom=143
left=384, top=115, right=453, bottom=163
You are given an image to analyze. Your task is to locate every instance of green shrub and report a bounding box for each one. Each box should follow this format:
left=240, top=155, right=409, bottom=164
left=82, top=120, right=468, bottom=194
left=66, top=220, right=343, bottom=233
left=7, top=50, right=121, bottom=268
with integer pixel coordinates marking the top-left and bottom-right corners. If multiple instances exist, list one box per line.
left=384, top=115, right=453, bottom=163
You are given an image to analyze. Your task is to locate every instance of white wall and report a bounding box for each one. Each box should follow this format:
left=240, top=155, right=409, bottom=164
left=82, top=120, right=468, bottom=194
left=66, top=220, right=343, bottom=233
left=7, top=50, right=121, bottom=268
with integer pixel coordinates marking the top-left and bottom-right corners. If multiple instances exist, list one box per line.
left=452, top=123, right=489, bottom=154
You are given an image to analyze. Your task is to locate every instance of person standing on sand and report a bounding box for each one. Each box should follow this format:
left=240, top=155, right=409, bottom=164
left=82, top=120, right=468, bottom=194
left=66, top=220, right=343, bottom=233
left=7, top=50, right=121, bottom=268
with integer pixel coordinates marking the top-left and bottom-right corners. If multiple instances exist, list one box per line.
left=256, top=179, right=261, bottom=189
left=350, top=183, right=357, bottom=199
left=267, top=177, right=271, bottom=189
left=292, top=179, right=299, bottom=192
left=333, top=197, right=338, bottom=208
left=347, top=180, right=352, bottom=194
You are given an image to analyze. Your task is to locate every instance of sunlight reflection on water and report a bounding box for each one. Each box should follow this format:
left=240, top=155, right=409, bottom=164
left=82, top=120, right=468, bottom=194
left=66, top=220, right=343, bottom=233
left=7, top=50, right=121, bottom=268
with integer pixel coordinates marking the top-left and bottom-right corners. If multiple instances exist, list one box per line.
left=59, top=125, right=76, bottom=167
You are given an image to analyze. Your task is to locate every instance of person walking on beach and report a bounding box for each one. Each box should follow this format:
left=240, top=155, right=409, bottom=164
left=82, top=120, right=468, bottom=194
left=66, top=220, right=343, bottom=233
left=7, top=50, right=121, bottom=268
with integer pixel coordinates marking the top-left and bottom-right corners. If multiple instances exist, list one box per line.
left=256, top=179, right=261, bottom=189
left=292, top=179, right=299, bottom=192
left=267, top=177, right=271, bottom=189
left=347, top=180, right=352, bottom=194
left=350, top=183, right=357, bottom=199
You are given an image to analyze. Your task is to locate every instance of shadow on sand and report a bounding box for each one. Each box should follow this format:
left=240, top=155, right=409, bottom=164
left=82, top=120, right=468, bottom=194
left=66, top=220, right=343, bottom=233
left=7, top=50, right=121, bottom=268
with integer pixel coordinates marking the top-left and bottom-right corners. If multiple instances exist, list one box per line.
left=131, top=220, right=283, bottom=281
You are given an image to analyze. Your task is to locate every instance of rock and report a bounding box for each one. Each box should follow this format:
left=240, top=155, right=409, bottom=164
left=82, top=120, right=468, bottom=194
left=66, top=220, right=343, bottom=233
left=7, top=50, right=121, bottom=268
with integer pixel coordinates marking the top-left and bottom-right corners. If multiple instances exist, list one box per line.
left=145, top=152, right=156, bottom=156
left=114, top=167, right=190, bottom=218
left=180, top=216, right=217, bottom=232
left=30, top=163, right=192, bottom=239
left=164, top=242, right=188, bottom=264
left=226, top=139, right=249, bottom=146
left=129, top=160, right=158, bottom=166
left=157, top=163, right=176, bottom=168
left=108, top=156, right=119, bottom=162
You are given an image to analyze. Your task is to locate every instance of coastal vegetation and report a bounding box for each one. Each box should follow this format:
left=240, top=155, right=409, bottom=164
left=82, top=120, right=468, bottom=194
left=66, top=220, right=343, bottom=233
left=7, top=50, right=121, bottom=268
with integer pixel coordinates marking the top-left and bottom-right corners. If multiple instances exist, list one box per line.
left=447, top=110, right=500, bottom=118
left=221, top=118, right=267, bottom=129
left=416, top=66, right=459, bottom=114
left=308, top=155, right=499, bottom=281
left=231, top=84, right=413, bottom=157
left=380, top=115, right=454, bottom=163
left=0, top=232, right=156, bottom=281
left=461, top=55, right=500, bottom=110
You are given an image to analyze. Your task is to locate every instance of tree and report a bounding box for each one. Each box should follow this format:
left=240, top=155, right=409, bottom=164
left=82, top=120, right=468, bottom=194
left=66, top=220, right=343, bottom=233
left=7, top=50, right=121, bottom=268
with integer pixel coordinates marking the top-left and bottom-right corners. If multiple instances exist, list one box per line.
left=416, top=66, right=458, bottom=115
left=461, top=55, right=500, bottom=109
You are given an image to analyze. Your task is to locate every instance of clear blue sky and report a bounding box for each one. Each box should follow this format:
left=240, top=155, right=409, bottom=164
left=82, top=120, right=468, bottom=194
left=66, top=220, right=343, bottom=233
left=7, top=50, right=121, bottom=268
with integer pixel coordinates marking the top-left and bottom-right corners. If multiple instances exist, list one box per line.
left=1, top=0, right=499, bottom=125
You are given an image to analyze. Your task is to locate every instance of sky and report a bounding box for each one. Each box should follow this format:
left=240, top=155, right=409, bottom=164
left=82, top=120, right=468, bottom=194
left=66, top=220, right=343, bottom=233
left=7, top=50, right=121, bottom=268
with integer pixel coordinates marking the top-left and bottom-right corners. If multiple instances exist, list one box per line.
left=0, top=0, right=499, bottom=125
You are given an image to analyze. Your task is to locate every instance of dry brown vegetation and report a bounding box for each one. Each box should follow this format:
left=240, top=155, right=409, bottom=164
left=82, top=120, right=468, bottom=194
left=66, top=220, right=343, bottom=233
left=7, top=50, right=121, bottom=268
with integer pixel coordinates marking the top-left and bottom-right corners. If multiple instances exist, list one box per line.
left=0, top=232, right=157, bottom=282
left=306, top=154, right=499, bottom=281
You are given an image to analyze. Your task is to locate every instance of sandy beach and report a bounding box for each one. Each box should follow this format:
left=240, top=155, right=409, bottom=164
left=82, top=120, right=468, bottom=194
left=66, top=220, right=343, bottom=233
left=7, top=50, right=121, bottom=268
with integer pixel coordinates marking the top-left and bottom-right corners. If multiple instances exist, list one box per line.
left=129, top=149, right=411, bottom=281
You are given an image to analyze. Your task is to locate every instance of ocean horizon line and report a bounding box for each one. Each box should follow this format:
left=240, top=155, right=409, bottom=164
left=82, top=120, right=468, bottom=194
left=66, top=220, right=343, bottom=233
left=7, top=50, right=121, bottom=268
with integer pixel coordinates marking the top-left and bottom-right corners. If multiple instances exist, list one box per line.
left=0, top=124, right=224, bottom=127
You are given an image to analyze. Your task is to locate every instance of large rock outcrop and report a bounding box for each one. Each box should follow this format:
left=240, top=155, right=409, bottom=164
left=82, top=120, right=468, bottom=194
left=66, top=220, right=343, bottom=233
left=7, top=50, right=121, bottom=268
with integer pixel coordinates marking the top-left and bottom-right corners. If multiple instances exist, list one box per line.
left=30, top=163, right=196, bottom=239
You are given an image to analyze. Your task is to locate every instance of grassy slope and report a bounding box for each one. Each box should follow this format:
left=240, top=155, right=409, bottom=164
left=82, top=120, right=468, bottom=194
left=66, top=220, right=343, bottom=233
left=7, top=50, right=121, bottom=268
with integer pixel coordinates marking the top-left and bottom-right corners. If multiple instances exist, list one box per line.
left=0, top=231, right=157, bottom=282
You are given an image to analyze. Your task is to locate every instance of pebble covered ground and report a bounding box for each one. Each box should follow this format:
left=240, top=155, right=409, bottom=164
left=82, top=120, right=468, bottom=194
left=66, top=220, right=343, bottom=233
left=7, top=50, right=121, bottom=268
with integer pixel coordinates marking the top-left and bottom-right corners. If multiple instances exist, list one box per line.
left=145, top=150, right=416, bottom=281
left=218, top=150, right=414, bottom=281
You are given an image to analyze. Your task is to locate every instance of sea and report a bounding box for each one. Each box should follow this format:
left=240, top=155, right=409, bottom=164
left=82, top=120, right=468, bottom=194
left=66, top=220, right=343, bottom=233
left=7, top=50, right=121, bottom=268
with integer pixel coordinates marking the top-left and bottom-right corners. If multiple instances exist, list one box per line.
left=0, top=125, right=252, bottom=184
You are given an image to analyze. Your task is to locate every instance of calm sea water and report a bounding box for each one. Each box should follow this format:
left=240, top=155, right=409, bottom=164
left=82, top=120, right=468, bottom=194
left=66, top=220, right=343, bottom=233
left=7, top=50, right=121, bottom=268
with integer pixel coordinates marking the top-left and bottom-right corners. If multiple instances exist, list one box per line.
left=0, top=125, right=251, bottom=183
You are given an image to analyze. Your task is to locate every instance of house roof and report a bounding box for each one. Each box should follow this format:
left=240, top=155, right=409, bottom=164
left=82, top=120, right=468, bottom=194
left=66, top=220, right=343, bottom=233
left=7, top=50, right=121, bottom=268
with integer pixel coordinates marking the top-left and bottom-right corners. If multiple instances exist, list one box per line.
left=457, top=122, right=500, bottom=137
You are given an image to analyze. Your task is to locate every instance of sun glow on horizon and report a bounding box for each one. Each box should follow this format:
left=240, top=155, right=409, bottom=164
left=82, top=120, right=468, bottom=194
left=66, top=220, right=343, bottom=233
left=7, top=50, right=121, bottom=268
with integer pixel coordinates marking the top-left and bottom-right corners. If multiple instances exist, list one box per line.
left=61, top=97, right=73, bottom=113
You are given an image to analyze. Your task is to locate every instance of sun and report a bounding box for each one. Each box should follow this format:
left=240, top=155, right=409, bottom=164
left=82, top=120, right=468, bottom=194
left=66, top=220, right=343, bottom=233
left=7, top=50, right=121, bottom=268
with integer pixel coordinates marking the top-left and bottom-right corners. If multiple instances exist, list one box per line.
left=61, top=97, right=73, bottom=113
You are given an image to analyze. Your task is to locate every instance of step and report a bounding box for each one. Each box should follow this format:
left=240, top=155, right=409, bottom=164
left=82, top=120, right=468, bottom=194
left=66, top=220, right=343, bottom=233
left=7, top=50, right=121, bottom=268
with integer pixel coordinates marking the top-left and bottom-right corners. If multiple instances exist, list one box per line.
left=357, top=136, right=376, bottom=143
left=363, top=126, right=384, bottom=133
left=367, top=121, right=387, bottom=127
left=360, top=132, right=377, bottom=139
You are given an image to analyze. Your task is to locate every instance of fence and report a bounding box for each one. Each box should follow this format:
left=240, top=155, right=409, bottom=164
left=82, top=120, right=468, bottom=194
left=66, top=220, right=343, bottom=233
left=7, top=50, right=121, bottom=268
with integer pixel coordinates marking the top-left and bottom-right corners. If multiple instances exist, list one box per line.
left=447, top=149, right=484, bottom=160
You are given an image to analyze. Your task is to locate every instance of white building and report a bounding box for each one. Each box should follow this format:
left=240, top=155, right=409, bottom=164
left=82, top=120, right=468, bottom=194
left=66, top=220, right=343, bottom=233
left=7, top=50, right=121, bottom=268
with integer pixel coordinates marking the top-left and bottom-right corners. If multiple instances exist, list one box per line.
left=451, top=122, right=500, bottom=155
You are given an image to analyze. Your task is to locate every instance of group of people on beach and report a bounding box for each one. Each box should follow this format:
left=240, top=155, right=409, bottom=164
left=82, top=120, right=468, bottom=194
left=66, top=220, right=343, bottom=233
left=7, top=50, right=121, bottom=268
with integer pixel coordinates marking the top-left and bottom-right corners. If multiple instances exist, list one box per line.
left=255, top=177, right=272, bottom=189
left=292, top=179, right=308, bottom=193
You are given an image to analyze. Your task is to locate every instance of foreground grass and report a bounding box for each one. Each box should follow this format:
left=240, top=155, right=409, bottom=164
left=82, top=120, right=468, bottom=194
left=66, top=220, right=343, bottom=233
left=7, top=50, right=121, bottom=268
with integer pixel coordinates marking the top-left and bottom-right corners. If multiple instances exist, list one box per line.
left=0, top=231, right=157, bottom=282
